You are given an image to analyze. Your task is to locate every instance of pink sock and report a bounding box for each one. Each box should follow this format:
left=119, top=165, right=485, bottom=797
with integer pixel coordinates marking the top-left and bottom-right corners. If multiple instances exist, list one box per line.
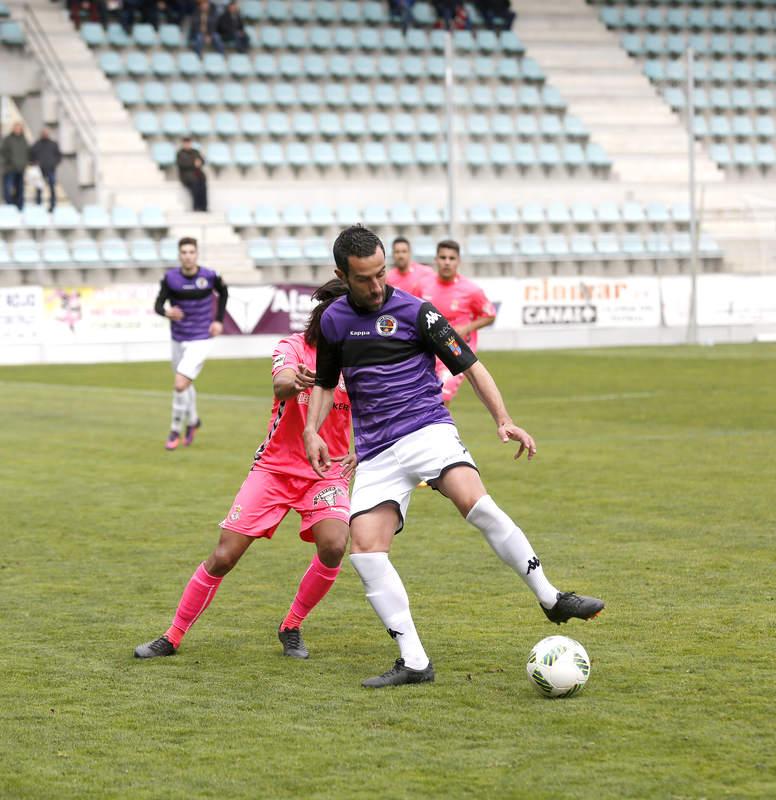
left=281, top=554, right=341, bottom=630
left=166, top=563, right=223, bottom=647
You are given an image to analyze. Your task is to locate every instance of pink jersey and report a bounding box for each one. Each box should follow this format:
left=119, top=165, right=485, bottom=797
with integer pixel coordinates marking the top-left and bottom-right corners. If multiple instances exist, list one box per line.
left=386, top=261, right=434, bottom=296
left=416, top=274, right=496, bottom=352
left=254, top=333, right=351, bottom=480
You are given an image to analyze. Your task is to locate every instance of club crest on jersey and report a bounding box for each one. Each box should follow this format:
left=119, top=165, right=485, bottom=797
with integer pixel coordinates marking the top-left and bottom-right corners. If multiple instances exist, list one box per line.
left=445, top=336, right=461, bottom=356
left=312, top=486, right=345, bottom=507
left=195, top=276, right=209, bottom=289
left=376, top=315, right=398, bottom=336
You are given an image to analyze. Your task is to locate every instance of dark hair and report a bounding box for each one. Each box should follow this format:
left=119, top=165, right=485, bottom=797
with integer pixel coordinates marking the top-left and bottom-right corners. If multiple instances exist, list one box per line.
left=178, top=236, right=198, bottom=249
left=332, top=225, right=385, bottom=274
left=436, top=239, right=460, bottom=255
left=392, top=236, right=410, bottom=249
left=304, top=278, right=348, bottom=346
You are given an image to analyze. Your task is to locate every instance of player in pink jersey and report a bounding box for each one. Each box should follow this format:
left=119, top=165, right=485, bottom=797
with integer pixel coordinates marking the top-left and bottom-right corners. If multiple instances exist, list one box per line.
left=134, top=279, right=354, bottom=661
left=415, top=239, right=497, bottom=405
left=385, top=236, right=435, bottom=295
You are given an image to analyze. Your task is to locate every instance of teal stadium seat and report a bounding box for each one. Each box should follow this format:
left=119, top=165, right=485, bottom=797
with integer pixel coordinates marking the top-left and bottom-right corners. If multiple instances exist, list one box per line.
left=266, top=112, right=290, bottom=137
left=215, top=112, right=239, bottom=137
left=493, top=235, right=515, bottom=258
left=131, top=239, right=159, bottom=263
left=273, top=83, right=298, bottom=107
left=466, top=236, right=492, bottom=259
left=571, top=235, right=596, bottom=257
left=254, top=205, right=281, bottom=228
left=495, top=203, right=519, bottom=226
left=276, top=238, right=303, bottom=262
left=363, top=204, right=389, bottom=226
left=107, top=23, right=130, bottom=48
left=189, top=111, right=212, bottom=137
left=596, top=234, right=620, bottom=257
left=304, top=238, right=330, bottom=262
left=151, top=52, right=176, bottom=78
left=177, top=52, right=202, bottom=78
left=571, top=202, right=596, bottom=226
left=249, top=238, right=274, bottom=263
left=389, top=142, right=413, bottom=168
left=139, top=206, right=167, bottom=230
left=81, top=22, right=105, bottom=47
left=266, top=0, right=289, bottom=23
left=227, top=206, right=253, bottom=228
left=287, top=142, right=312, bottom=169
left=100, top=52, right=125, bottom=77
left=133, top=23, right=157, bottom=48
left=337, top=142, right=362, bottom=168
left=325, top=84, right=348, bottom=107
left=12, top=240, right=40, bottom=265
left=23, top=206, right=50, bottom=227
left=309, top=27, right=333, bottom=50
left=500, top=31, right=524, bottom=56
left=101, top=238, right=130, bottom=263
left=282, top=205, right=308, bottom=228
left=52, top=206, right=81, bottom=229
left=248, top=84, right=271, bottom=107
left=293, top=111, right=316, bottom=137
left=309, top=205, right=335, bottom=227
left=72, top=239, right=101, bottom=264
left=389, top=203, right=415, bottom=227
left=143, top=81, right=167, bottom=106
left=515, top=143, right=537, bottom=169
left=134, top=111, right=159, bottom=137
left=374, top=85, right=398, bottom=108
left=285, top=27, right=307, bottom=50
left=547, top=202, right=570, bottom=225
left=518, top=235, right=544, bottom=258
left=254, top=54, right=275, bottom=78
left=116, top=81, right=141, bottom=106
left=159, top=24, right=181, bottom=48
left=335, top=204, right=360, bottom=227
left=196, top=82, right=220, bottom=107
left=152, top=141, right=176, bottom=167
left=0, top=22, right=27, bottom=46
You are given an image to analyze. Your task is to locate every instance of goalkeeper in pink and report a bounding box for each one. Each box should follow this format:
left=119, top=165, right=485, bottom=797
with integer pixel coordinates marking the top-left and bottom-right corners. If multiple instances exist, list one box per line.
left=134, top=280, right=354, bottom=661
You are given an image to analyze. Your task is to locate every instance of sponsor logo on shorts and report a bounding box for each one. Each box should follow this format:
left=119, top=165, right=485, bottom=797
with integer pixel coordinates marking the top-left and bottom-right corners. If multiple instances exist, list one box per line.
left=425, top=310, right=441, bottom=328
left=312, top=486, right=346, bottom=507
left=445, top=336, right=462, bottom=356
left=376, top=315, right=398, bottom=336
left=196, top=277, right=209, bottom=289
left=229, top=504, right=242, bottom=522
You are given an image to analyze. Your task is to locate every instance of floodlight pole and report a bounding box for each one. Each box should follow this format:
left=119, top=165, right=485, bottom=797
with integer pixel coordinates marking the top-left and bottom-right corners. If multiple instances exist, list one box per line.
left=686, top=47, right=699, bottom=345
left=444, top=29, right=456, bottom=239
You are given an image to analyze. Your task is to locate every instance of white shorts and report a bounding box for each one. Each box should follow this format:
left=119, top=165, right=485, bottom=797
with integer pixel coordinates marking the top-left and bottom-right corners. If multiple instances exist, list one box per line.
left=350, top=422, right=477, bottom=533
left=172, top=338, right=213, bottom=381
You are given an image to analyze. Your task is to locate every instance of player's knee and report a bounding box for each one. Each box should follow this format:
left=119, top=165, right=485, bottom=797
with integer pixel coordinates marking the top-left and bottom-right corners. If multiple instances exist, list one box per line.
left=317, top=539, right=345, bottom=567
left=206, top=545, right=241, bottom=576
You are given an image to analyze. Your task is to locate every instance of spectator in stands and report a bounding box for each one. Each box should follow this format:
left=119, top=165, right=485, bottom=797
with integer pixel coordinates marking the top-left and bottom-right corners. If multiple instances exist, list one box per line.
left=475, top=0, right=515, bottom=30
left=120, top=0, right=160, bottom=32
left=189, top=0, right=224, bottom=56
left=433, top=0, right=470, bottom=30
left=1, top=122, right=29, bottom=210
left=216, top=0, right=249, bottom=53
left=68, top=0, right=107, bottom=30
left=30, top=128, right=62, bottom=213
left=387, top=0, right=416, bottom=33
left=176, top=137, right=208, bottom=212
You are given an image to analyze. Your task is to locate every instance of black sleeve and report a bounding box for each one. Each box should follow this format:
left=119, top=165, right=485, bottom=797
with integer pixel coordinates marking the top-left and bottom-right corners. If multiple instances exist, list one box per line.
left=314, top=329, right=342, bottom=390
left=154, top=279, right=170, bottom=317
left=417, top=302, right=478, bottom=375
left=213, top=275, right=228, bottom=322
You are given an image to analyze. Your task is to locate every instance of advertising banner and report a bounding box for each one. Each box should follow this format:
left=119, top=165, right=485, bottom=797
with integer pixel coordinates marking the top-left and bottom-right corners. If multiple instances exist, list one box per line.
left=41, top=285, right=168, bottom=343
left=0, top=286, right=43, bottom=342
left=224, top=284, right=319, bottom=334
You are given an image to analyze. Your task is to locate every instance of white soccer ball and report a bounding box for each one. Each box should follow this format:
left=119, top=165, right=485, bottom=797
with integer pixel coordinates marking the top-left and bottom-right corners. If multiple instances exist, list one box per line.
left=526, top=635, right=591, bottom=698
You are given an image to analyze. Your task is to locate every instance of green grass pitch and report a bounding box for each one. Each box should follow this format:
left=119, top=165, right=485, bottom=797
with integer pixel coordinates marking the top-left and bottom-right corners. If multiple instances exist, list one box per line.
left=1, top=344, right=774, bottom=799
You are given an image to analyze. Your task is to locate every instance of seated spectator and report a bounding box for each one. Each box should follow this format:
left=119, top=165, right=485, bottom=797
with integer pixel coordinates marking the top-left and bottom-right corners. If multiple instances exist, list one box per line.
left=217, top=0, right=249, bottom=52
left=1, top=122, right=29, bottom=210
left=30, top=128, right=62, bottom=212
left=189, top=0, right=224, bottom=56
left=68, top=0, right=107, bottom=30
left=121, top=0, right=160, bottom=33
left=387, top=0, right=416, bottom=33
left=176, top=137, right=208, bottom=212
left=433, top=0, right=470, bottom=30
left=475, top=0, right=515, bottom=30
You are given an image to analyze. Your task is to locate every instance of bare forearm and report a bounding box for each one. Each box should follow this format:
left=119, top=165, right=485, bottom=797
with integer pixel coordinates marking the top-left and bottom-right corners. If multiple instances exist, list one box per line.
left=304, top=386, right=334, bottom=434
left=464, top=361, right=512, bottom=426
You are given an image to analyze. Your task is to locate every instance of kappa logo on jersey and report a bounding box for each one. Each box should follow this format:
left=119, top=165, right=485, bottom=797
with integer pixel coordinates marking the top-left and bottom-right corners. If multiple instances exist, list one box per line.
left=272, top=353, right=286, bottom=369
left=312, top=486, right=345, bottom=507
left=445, top=336, right=462, bottom=356
left=195, top=276, right=209, bottom=289
left=425, top=310, right=441, bottom=329
left=229, top=504, right=242, bottom=522
left=376, top=315, right=398, bottom=336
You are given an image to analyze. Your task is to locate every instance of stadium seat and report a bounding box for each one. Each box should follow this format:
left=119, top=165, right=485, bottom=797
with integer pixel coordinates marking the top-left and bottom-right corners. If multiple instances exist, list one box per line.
left=100, top=52, right=124, bottom=78
left=233, top=143, right=258, bottom=169
left=116, top=81, right=141, bottom=107
left=571, top=203, right=596, bottom=226
left=72, top=239, right=101, bottom=264
left=571, top=235, right=596, bottom=258
left=364, top=142, right=388, bottom=168
left=223, top=84, right=247, bottom=108
left=227, top=205, right=253, bottom=228
left=338, top=142, right=362, bottom=168
left=276, top=237, right=304, bottom=262
left=133, top=23, right=157, bottom=48
left=169, top=82, right=195, bottom=106
left=22, top=206, right=49, bottom=228
left=178, top=52, right=202, bottom=78
left=493, top=234, right=515, bottom=258
left=248, top=84, right=271, bottom=107
left=188, top=111, right=212, bottom=137
left=417, top=205, right=443, bottom=226
left=52, top=206, right=82, bottom=229
left=248, top=237, right=274, bottom=263
left=518, top=235, right=544, bottom=258
left=40, top=239, right=70, bottom=265
left=260, top=143, right=284, bottom=169
left=466, top=236, right=492, bottom=259
left=469, top=205, right=494, bottom=226
left=363, top=204, right=390, bottom=227
left=255, top=205, right=281, bottom=228
left=304, top=237, right=330, bottom=262
left=309, top=205, right=335, bottom=228
left=151, top=52, right=176, bottom=78
left=152, top=141, right=176, bottom=168
left=495, top=203, right=519, bottom=226
left=101, top=238, right=130, bottom=263
left=131, top=238, right=159, bottom=263
left=11, top=239, right=39, bottom=264
left=81, top=22, right=105, bottom=47
left=159, top=23, right=181, bottom=48
left=286, top=142, right=311, bottom=169
left=143, top=82, right=167, bottom=107
left=266, top=112, right=290, bottom=137
left=389, top=203, right=415, bottom=227
left=313, top=142, right=336, bottom=168
left=596, top=234, right=620, bottom=257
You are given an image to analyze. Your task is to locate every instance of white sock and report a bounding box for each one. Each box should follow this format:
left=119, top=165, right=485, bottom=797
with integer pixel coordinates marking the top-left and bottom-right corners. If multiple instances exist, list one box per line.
left=171, top=389, right=187, bottom=433
left=350, top=552, right=429, bottom=670
left=466, top=495, right=559, bottom=608
left=187, top=385, right=199, bottom=426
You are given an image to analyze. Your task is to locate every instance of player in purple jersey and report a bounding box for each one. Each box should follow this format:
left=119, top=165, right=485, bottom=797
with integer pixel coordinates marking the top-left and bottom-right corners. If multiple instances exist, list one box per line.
left=154, top=237, right=228, bottom=451
left=304, top=226, right=604, bottom=688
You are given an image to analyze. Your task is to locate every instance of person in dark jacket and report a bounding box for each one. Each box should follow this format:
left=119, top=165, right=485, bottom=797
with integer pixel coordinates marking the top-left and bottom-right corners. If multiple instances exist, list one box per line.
left=1, top=122, right=30, bottom=210
left=176, top=137, right=208, bottom=212
left=189, top=0, right=224, bottom=56
left=216, top=0, right=249, bottom=52
left=30, top=128, right=63, bottom=212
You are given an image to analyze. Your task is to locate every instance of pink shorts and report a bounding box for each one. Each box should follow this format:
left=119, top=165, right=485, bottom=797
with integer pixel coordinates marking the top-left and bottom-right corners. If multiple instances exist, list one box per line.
left=220, top=468, right=350, bottom=543
left=436, top=358, right=466, bottom=403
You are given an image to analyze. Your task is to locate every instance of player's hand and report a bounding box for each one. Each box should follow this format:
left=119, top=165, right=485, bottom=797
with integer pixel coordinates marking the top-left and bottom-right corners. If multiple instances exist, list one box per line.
left=293, top=365, right=316, bottom=392
left=333, top=452, right=357, bottom=480
left=167, top=306, right=184, bottom=321
left=497, top=423, right=537, bottom=461
left=304, top=429, right=331, bottom=478
left=209, top=321, right=223, bottom=337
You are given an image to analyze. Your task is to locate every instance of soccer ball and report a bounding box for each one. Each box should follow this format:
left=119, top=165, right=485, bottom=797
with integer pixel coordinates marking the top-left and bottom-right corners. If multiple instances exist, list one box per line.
left=526, top=635, right=591, bottom=698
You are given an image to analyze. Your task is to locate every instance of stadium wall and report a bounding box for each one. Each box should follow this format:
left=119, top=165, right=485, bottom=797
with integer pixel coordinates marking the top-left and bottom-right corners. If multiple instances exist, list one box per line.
left=2, top=275, right=775, bottom=365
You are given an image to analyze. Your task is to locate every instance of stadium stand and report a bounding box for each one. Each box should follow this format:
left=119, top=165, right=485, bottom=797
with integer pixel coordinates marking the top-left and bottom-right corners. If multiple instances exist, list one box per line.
left=0, top=0, right=774, bottom=284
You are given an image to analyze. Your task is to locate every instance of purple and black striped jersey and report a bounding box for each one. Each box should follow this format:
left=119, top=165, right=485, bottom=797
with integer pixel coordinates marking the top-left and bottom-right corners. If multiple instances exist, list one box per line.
left=154, top=266, right=228, bottom=342
left=315, top=286, right=477, bottom=462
